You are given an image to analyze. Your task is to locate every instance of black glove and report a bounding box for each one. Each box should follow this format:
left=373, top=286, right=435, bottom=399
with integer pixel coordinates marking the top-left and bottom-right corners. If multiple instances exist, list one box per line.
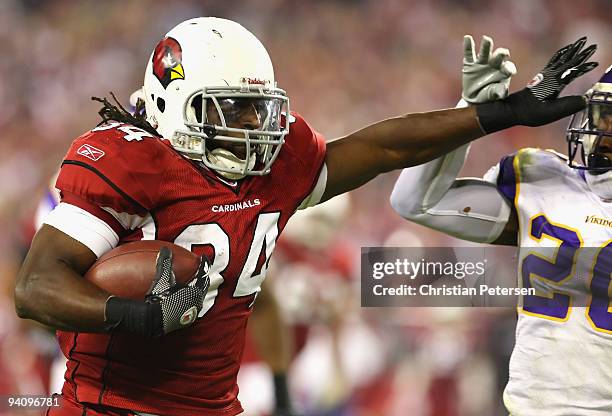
left=476, top=37, right=598, bottom=134
left=105, top=247, right=210, bottom=338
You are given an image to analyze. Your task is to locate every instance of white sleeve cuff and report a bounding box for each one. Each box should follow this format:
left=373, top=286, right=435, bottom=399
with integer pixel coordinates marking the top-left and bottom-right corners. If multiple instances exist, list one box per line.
left=297, top=163, right=328, bottom=210
left=43, top=203, right=119, bottom=258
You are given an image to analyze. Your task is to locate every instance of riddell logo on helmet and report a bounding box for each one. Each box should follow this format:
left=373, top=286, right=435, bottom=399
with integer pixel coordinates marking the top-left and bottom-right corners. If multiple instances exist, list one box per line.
left=242, top=77, right=267, bottom=85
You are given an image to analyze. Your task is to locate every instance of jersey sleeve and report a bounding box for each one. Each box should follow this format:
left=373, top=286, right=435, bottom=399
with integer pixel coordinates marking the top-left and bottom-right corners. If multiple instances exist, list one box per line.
left=56, top=123, right=164, bottom=216
left=485, top=152, right=519, bottom=203
left=283, top=112, right=327, bottom=208
left=488, top=148, right=570, bottom=205
left=49, top=123, right=166, bottom=256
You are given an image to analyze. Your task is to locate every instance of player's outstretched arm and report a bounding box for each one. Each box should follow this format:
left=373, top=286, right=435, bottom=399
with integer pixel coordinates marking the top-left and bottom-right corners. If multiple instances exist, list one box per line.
left=321, top=37, right=597, bottom=201
left=390, top=35, right=520, bottom=245
left=15, top=225, right=210, bottom=337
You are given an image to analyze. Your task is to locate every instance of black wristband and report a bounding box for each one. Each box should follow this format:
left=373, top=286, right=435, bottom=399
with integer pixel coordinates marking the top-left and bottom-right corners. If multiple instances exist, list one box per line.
left=273, top=373, right=292, bottom=411
left=104, top=297, right=163, bottom=338
left=474, top=91, right=521, bottom=134
left=476, top=88, right=586, bottom=135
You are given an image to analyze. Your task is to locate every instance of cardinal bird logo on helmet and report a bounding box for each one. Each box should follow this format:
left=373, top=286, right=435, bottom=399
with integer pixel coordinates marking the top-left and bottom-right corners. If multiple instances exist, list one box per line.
left=152, top=37, right=185, bottom=89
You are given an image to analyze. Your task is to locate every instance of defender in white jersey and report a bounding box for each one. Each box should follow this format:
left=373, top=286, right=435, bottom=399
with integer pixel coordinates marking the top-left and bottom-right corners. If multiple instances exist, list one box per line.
left=390, top=40, right=610, bottom=414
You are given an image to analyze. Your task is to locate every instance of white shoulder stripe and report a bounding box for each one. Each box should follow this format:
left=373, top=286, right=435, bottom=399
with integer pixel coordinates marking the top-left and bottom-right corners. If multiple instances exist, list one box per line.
left=101, top=206, right=148, bottom=230
left=101, top=206, right=156, bottom=240
left=297, top=163, right=327, bottom=210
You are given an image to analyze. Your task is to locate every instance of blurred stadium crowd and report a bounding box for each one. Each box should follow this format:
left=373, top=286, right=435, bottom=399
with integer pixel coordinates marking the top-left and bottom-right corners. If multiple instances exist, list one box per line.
left=0, top=0, right=610, bottom=415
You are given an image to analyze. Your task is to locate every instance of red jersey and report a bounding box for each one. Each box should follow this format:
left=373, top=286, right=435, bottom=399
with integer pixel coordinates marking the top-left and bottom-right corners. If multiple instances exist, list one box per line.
left=54, top=114, right=326, bottom=416
left=241, top=239, right=354, bottom=364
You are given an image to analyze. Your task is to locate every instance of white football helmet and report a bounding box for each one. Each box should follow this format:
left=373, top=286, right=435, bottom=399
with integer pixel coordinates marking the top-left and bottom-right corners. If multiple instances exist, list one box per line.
left=142, top=17, right=289, bottom=179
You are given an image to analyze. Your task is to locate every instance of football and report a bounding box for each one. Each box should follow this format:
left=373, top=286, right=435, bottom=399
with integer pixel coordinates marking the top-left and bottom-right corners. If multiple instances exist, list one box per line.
left=85, top=240, right=200, bottom=300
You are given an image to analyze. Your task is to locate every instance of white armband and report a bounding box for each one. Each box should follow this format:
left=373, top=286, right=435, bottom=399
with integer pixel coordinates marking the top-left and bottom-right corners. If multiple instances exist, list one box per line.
left=43, top=203, right=119, bottom=258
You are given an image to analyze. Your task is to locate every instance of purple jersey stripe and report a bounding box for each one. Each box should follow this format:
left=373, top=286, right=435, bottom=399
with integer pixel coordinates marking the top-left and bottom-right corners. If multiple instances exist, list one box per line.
left=497, top=154, right=518, bottom=202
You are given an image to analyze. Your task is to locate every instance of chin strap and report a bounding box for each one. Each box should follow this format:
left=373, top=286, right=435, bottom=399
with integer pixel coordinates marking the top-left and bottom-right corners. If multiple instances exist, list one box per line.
left=205, top=147, right=256, bottom=180
left=585, top=170, right=612, bottom=201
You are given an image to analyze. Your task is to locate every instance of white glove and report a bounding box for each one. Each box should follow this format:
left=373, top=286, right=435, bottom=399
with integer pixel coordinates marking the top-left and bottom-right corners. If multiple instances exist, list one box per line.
left=462, top=35, right=517, bottom=104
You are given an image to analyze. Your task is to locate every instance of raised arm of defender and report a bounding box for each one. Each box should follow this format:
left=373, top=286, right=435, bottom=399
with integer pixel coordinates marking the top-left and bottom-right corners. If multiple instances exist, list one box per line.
left=388, top=35, right=584, bottom=245
left=389, top=143, right=518, bottom=244
left=321, top=36, right=597, bottom=202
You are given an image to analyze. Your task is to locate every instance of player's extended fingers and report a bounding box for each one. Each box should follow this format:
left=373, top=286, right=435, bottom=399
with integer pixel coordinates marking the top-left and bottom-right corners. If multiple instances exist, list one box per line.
left=193, top=271, right=210, bottom=293
left=546, top=42, right=575, bottom=68
left=147, top=247, right=173, bottom=294
left=476, top=35, right=493, bottom=64
left=500, top=60, right=517, bottom=76
left=570, top=44, right=597, bottom=67
left=577, top=61, right=599, bottom=75
left=489, top=47, right=510, bottom=69
left=488, top=83, right=510, bottom=100
left=198, top=274, right=210, bottom=293
left=463, top=35, right=476, bottom=64
left=154, top=246, right=170, bottom=276
left=561, top=61, right=599, bottom=84
left=560, top=37, right=588, bottom=66
left=193, top=256, right=211, bottom=291
left=156, top=247, right=174, bottom=284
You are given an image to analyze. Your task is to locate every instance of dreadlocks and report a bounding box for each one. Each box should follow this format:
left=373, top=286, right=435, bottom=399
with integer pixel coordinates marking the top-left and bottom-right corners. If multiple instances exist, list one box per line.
left=92, top=92, right=159, bottom=137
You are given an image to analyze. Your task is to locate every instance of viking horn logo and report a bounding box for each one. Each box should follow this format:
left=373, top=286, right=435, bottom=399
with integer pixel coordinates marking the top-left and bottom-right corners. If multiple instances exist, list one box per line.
left=152, top=37, right=185, bottom=89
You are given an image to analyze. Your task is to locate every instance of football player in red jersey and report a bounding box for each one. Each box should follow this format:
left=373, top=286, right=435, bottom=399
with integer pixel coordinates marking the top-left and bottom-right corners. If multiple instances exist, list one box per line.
left=14, top=17, right=596, bottom=416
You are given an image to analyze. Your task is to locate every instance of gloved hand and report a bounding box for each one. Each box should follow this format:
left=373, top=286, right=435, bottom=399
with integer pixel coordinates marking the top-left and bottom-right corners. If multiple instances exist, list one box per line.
left=476, top=37, right=598, bottom=134
left=105, top=247, right=210, bottom=337
left=145, top=247, right=210, bottom=336
left=527, top=36, right=598, bottom=101
left=462, top=35, right=517, bottom=104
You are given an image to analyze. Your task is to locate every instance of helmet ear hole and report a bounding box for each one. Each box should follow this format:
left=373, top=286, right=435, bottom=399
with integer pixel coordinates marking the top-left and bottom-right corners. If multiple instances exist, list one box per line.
left=157, top=97, right=166, bottom=113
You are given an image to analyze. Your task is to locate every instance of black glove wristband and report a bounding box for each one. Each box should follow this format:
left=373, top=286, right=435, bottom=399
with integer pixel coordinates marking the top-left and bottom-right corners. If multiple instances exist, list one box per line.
left=104, top=297, right=163, bottom=338
left=476, top=88, right=586, bottom=134
left=475, top=93, right=520, bottom=134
